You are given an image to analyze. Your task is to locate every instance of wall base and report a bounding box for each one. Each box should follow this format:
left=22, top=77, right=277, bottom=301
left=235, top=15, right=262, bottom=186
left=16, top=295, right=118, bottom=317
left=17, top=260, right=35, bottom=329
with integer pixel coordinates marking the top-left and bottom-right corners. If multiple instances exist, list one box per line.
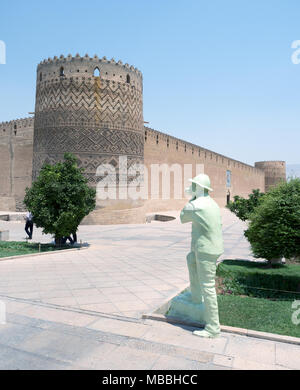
left=0, top=197, right=16, bottom=211
left=81, top=205, right=146, bottom=225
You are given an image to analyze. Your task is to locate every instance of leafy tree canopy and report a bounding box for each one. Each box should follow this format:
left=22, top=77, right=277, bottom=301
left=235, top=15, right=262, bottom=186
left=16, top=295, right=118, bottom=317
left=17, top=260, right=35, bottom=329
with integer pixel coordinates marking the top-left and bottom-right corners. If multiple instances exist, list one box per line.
left=226, top=189, right=265, bottom=221
left=24, top=153, right=96, bottom=242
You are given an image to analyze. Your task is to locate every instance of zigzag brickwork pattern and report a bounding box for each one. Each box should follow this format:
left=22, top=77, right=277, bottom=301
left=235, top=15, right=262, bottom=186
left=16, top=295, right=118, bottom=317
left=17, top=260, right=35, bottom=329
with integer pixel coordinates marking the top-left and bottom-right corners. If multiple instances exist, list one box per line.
left=34, top=79, right=143, bottom=131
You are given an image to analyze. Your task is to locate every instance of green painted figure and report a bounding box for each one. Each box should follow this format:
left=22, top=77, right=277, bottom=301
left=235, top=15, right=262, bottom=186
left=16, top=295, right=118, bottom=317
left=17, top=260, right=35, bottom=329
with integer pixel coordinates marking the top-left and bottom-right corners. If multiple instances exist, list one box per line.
left=180, top=173, right=224, bottom=338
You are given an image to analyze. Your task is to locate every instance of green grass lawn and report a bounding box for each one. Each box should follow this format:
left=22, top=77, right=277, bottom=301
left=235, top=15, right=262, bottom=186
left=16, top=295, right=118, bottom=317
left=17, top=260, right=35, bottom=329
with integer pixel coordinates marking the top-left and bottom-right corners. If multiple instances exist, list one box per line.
left=0, top=241, right=73, bottom=258
left=218, top=295, right=300, bottom=338
left=217, top=260, right=300, bottom=338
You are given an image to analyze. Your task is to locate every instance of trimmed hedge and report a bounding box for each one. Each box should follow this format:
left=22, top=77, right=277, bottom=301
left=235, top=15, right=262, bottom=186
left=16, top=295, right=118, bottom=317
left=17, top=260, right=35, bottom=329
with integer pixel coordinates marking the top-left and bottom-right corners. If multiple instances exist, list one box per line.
left=217, top=260, right=300, bottom=299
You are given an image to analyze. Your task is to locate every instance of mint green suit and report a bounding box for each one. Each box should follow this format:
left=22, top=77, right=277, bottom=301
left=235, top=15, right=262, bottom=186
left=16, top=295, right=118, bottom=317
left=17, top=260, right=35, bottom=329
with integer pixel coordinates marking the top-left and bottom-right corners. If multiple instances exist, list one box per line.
left=180, top=195, right=224, bottom=336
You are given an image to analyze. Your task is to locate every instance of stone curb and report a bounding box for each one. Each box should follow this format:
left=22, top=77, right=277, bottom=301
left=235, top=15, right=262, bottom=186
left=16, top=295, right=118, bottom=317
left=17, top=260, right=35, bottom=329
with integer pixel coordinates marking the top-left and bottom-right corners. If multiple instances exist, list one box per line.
left=142, top=312, right=300, bottom=346
left=0, top=246, right=88, bottom=262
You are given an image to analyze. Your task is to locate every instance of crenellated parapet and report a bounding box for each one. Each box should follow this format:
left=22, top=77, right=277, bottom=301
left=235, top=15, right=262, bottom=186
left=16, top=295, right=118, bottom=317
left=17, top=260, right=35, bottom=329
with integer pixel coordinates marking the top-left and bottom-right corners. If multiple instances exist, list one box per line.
left=0, top=117, right=34, bottom=132
left=36, top=54, right=142, bottom=91
left=0, top=117, right=34, bottom=140
left=145, top=126, right=264, bottom=175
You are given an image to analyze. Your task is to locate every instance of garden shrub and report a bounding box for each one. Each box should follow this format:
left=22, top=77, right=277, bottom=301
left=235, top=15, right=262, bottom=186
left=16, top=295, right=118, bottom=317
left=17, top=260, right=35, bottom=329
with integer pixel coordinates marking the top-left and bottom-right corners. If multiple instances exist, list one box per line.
left=226, top=189, right=265, bottom=221
left=244, top=179, right=300, bottom=263
left=217, top=260, right=300, bottom=299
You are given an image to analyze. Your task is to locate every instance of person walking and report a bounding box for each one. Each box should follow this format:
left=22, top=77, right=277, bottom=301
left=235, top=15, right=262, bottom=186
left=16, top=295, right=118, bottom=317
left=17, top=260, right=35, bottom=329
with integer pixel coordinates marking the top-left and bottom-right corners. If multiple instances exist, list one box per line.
left=25, top=211, right=34, bottom=240
left=61, top=230, right=77, bottom=245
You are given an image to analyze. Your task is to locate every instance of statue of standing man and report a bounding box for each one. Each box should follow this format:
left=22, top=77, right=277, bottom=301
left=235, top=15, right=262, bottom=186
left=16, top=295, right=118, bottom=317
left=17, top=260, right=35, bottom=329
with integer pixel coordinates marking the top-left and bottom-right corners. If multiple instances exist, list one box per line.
left=180, top=174, right=224, bottom=338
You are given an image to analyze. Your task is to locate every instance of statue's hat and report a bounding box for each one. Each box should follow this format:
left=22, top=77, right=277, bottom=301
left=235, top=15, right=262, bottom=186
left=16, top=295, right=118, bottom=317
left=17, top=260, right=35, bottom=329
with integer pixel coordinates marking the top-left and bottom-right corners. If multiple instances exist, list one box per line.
left=189, top=174, right=213, bottom=191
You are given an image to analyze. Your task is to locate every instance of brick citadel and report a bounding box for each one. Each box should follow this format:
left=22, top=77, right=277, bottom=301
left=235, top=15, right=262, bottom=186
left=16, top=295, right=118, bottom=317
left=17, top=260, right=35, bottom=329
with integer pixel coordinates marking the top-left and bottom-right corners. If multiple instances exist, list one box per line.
left=0, top=54, right=286, bottom=224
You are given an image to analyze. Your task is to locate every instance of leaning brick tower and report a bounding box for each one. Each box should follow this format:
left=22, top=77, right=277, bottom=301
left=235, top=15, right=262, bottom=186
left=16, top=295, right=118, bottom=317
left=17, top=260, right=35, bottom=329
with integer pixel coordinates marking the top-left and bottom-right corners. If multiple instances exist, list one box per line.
left=32, top=54, right=145, bottom=224
left=255, top=161, right=286, bottom=192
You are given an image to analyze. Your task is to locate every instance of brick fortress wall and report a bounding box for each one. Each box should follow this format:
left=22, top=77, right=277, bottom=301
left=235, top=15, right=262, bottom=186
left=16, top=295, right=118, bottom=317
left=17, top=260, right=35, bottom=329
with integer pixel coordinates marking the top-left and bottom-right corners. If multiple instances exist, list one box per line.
left=143, top=127, right=265, bottom=212
left=0, top=120, right=267, bottom=216
left=0, top=118, right=34, bottom=211
left=0, top=119, right=269, bottom=217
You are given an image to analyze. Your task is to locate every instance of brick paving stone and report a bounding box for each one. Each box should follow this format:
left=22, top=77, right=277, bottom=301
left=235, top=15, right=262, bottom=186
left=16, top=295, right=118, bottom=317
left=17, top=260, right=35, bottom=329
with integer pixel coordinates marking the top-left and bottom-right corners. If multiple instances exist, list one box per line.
left=232, top=357, right=277, bottom=370
left=224, top=335, right=276, bottom=365
left=275, top=342, right=300, bottom=369
left=150, top=355, right=211, bottom=370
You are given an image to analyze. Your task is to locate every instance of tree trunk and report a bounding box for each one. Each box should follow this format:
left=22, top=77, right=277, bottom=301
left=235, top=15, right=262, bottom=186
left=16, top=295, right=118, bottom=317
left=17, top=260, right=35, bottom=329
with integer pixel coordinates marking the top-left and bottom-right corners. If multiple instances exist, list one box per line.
left=269, top=257, right=283, bottom=266
left=55, top=236, right=64, bottom=247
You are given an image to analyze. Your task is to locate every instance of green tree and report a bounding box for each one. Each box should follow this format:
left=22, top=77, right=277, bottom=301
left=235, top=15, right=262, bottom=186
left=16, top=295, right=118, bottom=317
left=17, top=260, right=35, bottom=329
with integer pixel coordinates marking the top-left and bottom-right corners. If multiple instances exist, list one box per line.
left=226, top=189, right=265, bottom=221
left=24, top=153, right=96, bottom=245
left=244, top=179, right=300, bottom=264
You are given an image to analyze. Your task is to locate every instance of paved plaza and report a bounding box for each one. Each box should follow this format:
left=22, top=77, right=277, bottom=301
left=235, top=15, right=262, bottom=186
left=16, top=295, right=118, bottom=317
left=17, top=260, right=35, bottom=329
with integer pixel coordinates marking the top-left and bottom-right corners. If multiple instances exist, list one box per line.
left=0, top=208, right=299, bottom=370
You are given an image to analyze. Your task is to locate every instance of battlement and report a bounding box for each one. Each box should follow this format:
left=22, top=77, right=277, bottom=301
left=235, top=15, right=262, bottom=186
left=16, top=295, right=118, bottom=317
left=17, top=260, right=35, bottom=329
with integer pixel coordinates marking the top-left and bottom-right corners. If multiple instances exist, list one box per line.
left=145, top=126, right=264, bottom=175
left=0, top=117, right=34, bottom=136
left=36, top=54, right=143, bottom=89
left=255, top=161, right=286, bottom=168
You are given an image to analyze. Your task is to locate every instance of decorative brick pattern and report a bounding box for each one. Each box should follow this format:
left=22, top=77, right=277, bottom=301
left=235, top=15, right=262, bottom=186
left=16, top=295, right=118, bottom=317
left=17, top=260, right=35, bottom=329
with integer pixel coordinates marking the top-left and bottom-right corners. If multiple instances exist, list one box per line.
left=32, top=56, right=144, bottom=189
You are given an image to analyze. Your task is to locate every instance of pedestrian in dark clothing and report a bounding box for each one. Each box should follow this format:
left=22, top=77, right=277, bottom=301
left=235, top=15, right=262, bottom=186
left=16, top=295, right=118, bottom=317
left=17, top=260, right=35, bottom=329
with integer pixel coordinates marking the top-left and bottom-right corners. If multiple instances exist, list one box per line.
left=62, top=231, right=77, bottom=245
left=62, top=235, right=73, bottom=245
left=25, top=212, right=34, bottom=239
left=72, top=231, right=77, bottom=243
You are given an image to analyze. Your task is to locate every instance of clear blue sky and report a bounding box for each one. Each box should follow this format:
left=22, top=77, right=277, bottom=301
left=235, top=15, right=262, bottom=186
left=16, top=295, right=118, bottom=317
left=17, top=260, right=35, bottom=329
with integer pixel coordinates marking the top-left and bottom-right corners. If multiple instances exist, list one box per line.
left=0, top=0, right=300, bottom=165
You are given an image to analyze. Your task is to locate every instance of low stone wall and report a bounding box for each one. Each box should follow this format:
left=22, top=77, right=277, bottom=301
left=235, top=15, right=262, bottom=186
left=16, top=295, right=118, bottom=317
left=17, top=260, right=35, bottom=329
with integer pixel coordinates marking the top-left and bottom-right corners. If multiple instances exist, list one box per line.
left=0, top=212, right=26, bottom=222
left=81, top=205, right=146, bottom=225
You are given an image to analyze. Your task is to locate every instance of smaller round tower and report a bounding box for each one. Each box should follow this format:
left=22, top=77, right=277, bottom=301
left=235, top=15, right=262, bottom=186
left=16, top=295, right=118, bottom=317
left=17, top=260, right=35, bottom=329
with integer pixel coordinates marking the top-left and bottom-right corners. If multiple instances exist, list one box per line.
left=254, top=161, right=286, bottom=192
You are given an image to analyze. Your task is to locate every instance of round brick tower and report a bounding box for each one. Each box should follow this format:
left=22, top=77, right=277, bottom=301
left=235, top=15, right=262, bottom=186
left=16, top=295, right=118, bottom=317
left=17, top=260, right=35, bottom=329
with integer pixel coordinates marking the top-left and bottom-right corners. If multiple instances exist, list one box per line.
left=32, top=54, right=145, bottom=224
left=254, top=161, right=286, bottom=192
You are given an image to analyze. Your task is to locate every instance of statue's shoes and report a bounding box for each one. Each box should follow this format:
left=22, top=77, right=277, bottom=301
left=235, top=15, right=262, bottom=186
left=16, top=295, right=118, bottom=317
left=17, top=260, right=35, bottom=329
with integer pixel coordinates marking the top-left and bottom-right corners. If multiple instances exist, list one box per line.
left=193, top=329, right=220, bottom=338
